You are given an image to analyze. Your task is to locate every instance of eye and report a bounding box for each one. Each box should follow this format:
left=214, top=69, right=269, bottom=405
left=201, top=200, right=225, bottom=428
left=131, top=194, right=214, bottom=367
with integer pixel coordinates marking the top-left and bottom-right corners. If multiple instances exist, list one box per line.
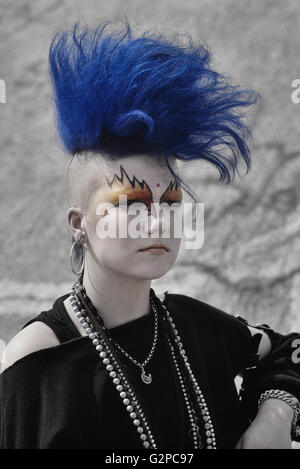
left=128, top=199, right=146, bottom=207
left=115, top=200, right=151, bottom=217
left=116, top=199, right=148, bottom=208
left=161, top=200, right=182, bottom=206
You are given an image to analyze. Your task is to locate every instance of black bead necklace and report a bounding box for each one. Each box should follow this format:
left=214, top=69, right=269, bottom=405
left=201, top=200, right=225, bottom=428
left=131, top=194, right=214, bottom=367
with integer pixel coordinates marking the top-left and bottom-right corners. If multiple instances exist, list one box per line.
left=69, top=279, right=217, bottom=449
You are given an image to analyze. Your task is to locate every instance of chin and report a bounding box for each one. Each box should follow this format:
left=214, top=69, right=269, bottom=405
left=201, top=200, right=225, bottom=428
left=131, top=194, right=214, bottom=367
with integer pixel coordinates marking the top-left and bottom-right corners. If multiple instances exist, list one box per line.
left=132, top=262, right=175, bottom=280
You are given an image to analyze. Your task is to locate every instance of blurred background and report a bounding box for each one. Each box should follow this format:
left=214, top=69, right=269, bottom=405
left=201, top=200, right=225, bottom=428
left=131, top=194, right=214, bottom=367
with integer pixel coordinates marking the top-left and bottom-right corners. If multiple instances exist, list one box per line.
left=0, top=0, right=300, bottom=346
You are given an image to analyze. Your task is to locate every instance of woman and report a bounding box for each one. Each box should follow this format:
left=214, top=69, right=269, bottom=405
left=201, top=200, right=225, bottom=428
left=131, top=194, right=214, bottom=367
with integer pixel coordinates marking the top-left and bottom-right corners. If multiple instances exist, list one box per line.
left=1, top=20, right=300, bottom=450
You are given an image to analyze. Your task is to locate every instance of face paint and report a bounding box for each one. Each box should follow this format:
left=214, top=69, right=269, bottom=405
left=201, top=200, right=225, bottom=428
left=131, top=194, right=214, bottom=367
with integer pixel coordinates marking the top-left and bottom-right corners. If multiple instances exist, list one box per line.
left=106, top=165, right=153, bottom=210
left=77, top=154, right=182, bottom=285
left=160, top=181, right=183, bottom=205
left=87, top=166, right=182, bottom=226
left=86, top=166, right=152, bottom=219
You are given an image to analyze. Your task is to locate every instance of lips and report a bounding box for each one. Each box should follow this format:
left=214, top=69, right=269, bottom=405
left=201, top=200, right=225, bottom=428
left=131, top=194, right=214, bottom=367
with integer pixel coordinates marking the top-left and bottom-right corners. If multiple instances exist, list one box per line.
left=138, top=244, right=169, bottom=252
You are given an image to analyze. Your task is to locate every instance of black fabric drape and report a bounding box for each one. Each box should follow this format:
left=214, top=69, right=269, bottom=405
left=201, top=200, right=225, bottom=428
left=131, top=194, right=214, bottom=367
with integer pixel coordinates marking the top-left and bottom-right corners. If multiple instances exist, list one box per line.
left=0, top=292, right=299, bottom=449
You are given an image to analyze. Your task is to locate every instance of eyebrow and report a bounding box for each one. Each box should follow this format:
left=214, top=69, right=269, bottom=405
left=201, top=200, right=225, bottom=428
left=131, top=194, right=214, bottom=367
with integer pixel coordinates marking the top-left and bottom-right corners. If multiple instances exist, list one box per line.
left=103, top=165, right=182, bottom=208
left=106, top=165, right=153, bottom=207
left=160, top=181, right=182, bottom=203
left=115, top=189, right=153, bottom=210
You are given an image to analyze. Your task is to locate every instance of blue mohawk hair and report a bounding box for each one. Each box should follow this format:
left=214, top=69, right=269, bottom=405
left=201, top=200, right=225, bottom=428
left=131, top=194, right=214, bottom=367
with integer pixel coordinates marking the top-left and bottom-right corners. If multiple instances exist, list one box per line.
left=49, top=20, right=260, bottom=184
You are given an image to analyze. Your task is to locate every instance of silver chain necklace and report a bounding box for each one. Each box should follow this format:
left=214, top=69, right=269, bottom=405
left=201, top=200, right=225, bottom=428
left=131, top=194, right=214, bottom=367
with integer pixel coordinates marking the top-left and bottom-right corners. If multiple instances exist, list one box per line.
left=69, top=280, right=217, bottom=449
left=109, top=310, right=159, bottom=384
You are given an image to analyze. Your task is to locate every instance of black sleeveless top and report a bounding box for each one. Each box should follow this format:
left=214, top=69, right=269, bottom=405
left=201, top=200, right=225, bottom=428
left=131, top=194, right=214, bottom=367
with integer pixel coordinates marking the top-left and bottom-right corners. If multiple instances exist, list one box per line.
left=2, top=291, right=287, bottom=449
left=21, top=292, right=193, bottom=448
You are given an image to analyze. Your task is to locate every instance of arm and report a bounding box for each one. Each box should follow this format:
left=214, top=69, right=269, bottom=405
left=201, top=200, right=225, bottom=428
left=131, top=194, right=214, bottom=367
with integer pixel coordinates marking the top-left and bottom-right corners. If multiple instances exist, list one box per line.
left=236, top=397, right=294, bottom=449
left=0, top=321, right=60, bottom=374
left=188, top=297, right=300, bottom=448
left=236, top=320, right=300, bottom=448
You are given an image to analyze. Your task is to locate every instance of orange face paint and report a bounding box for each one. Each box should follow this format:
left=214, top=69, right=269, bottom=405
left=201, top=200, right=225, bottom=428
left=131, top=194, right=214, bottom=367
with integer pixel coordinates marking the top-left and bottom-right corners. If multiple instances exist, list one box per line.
left=88, top=166, right=182, bottom=220
left=160, top=181, right=183, bottom=204
left=106, top=166, right=153, bottom=210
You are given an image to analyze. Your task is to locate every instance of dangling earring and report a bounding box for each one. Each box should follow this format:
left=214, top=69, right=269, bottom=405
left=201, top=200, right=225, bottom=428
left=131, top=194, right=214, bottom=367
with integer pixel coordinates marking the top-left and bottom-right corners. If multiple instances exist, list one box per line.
left=70, top=233, right=86, bottom=278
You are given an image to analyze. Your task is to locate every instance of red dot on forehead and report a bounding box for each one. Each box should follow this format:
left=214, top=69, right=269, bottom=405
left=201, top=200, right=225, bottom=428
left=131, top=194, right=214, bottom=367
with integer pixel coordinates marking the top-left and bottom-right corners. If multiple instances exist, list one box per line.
left=156, top=183, right=160, bottom=187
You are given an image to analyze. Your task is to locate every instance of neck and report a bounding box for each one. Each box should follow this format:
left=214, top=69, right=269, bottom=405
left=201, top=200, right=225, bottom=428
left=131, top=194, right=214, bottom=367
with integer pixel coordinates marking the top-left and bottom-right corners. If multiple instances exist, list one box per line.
left=82, top=256, right=152, bottom=329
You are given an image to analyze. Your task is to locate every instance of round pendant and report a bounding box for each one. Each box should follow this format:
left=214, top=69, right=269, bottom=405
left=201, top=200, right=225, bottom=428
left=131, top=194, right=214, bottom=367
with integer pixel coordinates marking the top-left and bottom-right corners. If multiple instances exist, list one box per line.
left=141, top=371, right=152, bottom=384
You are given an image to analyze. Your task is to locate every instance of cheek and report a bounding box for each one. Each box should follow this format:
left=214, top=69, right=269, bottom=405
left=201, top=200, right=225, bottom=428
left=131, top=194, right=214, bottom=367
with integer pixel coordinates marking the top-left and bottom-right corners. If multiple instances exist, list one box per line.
left=168, top=238, right=181, bottom=264
left=161, top=205, right=183, bottom=238
left=93, top=207, right=150, bottom=241
left=172, top=236, right=182, bottom=251
left=97, top=240, right=143, bottom=276
left=87, top=225, right=135, bottom=263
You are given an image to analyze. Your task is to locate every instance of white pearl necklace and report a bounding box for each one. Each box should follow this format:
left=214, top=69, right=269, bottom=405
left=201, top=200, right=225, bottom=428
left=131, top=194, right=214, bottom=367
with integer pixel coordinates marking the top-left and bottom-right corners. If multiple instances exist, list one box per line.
left=157, top=300, right=217, bottom=449
left=69, top=282, right=217, bottom=449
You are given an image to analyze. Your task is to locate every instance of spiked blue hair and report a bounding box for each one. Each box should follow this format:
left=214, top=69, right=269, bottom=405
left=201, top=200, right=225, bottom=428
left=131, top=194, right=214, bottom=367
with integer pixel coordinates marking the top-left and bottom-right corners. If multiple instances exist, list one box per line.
left=49, top=20, right=260, bottom=185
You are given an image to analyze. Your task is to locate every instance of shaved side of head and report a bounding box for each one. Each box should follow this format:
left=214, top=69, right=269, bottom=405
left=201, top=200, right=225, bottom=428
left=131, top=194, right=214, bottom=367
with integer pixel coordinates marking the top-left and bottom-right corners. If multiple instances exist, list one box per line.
left=67, top=150, right=180, bottom=212
left=67, top=151, right=110, bottom=211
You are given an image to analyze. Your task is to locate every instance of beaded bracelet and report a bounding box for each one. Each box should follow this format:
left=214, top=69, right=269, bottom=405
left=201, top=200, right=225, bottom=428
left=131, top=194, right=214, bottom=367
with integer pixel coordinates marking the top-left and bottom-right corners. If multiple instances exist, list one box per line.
left=258, top=389, right=300, bottom=440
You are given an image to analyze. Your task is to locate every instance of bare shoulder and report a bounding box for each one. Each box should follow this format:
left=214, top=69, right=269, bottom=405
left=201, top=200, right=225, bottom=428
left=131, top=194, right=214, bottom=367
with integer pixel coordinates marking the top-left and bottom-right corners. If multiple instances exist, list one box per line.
left=0, top=321, right=60, bottom=373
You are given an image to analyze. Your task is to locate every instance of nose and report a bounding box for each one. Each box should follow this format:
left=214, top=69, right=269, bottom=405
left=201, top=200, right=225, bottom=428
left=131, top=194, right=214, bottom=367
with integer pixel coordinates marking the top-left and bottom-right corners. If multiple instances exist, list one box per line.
left=147, top=203, right=169, bottom=237
left=149, top=201, right=159, bottom=218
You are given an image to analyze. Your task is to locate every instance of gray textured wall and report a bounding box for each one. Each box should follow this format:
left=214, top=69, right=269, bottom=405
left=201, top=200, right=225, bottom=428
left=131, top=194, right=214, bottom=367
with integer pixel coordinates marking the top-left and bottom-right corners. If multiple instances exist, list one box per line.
left=1, top=0, right=300, bottom=344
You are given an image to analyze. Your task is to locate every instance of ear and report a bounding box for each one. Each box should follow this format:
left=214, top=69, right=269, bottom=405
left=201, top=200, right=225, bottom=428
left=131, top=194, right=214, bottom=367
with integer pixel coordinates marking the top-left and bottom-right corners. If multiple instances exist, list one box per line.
left=67, top=207, right=85, bottom=240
